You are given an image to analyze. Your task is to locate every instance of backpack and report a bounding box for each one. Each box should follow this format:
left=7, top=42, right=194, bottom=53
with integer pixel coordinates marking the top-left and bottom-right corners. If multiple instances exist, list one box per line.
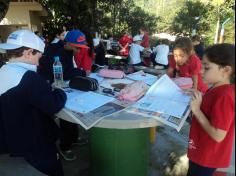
left=98, top=69, right=125, bottom=79
left=69, top=76, right=99, bottom=91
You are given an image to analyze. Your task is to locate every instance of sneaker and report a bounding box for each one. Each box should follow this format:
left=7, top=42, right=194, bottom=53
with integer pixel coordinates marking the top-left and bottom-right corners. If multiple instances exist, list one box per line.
left=72, top=138, right=88, bottom=146
left=58, top=149, right=77, bottom=161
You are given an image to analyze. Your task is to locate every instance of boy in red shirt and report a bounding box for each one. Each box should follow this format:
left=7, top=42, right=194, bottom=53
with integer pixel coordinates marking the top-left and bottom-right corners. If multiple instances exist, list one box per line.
left=188, top=44, right=235, bottom=176
left=74, top=47, right=93, bottom=76
left=167, top=37, right=208, bottom=93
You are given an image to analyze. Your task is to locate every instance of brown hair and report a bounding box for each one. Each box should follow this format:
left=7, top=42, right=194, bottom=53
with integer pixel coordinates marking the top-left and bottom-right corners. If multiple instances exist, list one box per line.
left=173, top=37, right=194, bottom=55
left=161, top=39, right=169, bottom=45
left=191, top=35, right=201, bottom=42
left=7, top=47, right=39, bottom=58
left=204, top=43, right=235, bottom=83
left=140, top=26, right=148, bottom=32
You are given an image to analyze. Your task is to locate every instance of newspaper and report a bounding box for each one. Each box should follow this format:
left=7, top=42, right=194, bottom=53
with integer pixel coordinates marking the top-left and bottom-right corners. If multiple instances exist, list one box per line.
left=125, top=105, right=190, bottom=132
left=62, top=100, right=129, bottom=130
left=61, top=82, right=133, bottom=130
left=59, top=74, right=191, bottom=131
left=126, top=74, right=191, bottom=131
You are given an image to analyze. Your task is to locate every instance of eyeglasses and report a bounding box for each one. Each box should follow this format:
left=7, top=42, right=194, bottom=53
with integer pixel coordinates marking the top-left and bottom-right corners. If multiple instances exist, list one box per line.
left=102, top=88, right=121, bottom=96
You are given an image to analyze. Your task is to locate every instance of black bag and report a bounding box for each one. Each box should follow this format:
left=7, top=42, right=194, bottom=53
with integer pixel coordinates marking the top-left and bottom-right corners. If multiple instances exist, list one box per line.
left=69, top=76, right=99, bottom=91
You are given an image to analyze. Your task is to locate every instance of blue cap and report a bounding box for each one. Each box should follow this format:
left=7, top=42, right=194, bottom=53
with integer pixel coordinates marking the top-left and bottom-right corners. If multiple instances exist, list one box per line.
left=64, top=30, right=89, bottom=49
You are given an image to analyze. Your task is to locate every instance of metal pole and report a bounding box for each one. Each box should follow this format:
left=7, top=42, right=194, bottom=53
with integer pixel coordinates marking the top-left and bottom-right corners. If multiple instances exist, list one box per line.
left=214, top=7, right=220, bottom=44
left=219, top=18, right=230, bottom=43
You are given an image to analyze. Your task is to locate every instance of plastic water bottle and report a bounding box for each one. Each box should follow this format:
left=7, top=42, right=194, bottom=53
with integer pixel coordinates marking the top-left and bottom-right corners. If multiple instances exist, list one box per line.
left=53, top=56, right=64, bottom=88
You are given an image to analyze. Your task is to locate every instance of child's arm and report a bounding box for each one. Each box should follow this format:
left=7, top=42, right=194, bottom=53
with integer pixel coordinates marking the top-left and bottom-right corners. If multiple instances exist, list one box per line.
left=192, top=74, right=198, bottom=91
left=191, top=91, right=227, bottom=142
left=167, top=67, right=174, bottom=77
left=125, top=43, right=129, bottom=48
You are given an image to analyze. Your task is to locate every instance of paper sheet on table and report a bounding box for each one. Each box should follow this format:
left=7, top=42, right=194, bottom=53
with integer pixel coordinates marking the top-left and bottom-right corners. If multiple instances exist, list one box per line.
left=126, top=71, right=158, bottom=85
left=64, top=88, right=115, bottom=113
left=133, top=74, right=191, bottom=118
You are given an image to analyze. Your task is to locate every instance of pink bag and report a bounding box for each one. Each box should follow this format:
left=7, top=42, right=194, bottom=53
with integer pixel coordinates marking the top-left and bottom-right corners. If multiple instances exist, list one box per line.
left=98, top=69, right=125, bottom=79
left=117, top=81, right=148, bottom=102
left=172, top=77, right=193, bottom=89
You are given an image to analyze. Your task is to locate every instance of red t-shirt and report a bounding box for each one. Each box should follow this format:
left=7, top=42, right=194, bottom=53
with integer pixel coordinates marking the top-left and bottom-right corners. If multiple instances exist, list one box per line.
left=188, top=84, right=235, bottom=168
left=119, top=35, right=132, bottom=56
left=141, top=32, right=149, bottom=48
left=74, top=48, right=92, bottom=71
left=169, top=54, right=208, bottom=93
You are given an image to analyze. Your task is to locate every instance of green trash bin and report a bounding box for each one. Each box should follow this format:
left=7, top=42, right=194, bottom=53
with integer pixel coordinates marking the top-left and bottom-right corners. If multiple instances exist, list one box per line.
left=89, top=127, right=150, bottom=176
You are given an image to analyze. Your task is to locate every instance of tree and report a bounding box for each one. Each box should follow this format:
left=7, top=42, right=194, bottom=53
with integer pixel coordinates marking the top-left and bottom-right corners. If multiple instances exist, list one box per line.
left=203, top=0, right=235, bottom=44
left=133, top=0, right=188, bottom=33
left=171, top=1, right=209, bottom=35
left=39, top=0, right=158, bottom=39
left=0, top=0, right=9, bottom=22
left=169, top=0, right=234, bottom=45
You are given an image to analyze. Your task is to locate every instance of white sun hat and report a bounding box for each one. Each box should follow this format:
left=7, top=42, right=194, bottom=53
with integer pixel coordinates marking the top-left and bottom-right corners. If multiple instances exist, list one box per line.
left=133, top=35, right=142, bottom=42
left=0, top=30, right=45, bottom=53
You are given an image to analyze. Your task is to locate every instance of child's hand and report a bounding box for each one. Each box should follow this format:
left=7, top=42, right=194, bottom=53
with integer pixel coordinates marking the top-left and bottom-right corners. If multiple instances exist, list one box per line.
left=181, top=88, right=195, bottom=96
left=121, top=48, right=126, bottom=52
left=51, top=82, right=65, bottom=91
left=190, top=91, right=202, bottom=115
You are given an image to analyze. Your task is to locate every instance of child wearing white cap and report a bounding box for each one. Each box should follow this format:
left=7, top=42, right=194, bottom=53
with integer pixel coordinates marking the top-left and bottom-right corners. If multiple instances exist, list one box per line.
left=128, top=35, right=145, bottom=66
left=0, top=30, right=66, bottom=176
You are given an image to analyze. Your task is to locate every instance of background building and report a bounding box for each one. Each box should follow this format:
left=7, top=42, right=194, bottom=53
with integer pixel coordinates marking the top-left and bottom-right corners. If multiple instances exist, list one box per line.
left=0, top=0, right=47, bottom=41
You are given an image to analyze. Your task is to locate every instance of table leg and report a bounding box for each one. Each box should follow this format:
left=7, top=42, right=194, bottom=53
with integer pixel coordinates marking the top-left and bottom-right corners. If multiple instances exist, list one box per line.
left=89, top=127, right=150, bottom=176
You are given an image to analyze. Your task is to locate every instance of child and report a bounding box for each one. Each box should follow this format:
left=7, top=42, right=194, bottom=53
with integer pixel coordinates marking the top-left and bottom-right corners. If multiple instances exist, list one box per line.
left=118, top=30, right=133, bottom=56
left=0, top=30, right=66, bottom=176
left=139, top=26, right=151, bottom=66
left=152, top=39, right=170, bottom=69
left=188, top=44, right=235, bottom=176
left=73, top=30, right=94, bottom=76
left=128, top=35, right=145, bottom=66
left=51, top=27, right=67, bottom=44
left=39, top=29, right=88, bottom=162
left=191, top=35, right=204, bottom=60
left=38, top=29, right=86, bottom=84
left=74, top=47, right=93, bottom=76
left=93, top=38, right=107, bottom=66
left=139, top=26, right=150, bottom=48
left=167, top=37, right=208, bottom=93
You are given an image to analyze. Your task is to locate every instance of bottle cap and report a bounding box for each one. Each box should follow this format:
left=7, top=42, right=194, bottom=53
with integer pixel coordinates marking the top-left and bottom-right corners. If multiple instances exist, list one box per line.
left=54, top=56, right=59, bottom=62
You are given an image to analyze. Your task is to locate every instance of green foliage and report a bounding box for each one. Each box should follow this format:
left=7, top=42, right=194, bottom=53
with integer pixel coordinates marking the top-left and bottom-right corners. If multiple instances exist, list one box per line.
left=169, top=0, right=234, bottom=45
left=39, top=0, right=158, bottom=39
left=171, top=1, right=209, bottom=35
left=2, top=0, right=231, bottom=45
left=203, top=0, right=235, bottom=45
left=134, top=0, right=186, bottom=33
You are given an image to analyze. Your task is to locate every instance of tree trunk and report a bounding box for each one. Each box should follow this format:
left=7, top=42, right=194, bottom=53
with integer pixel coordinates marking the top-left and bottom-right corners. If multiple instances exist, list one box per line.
left=214, top=17, right=220, bottom=44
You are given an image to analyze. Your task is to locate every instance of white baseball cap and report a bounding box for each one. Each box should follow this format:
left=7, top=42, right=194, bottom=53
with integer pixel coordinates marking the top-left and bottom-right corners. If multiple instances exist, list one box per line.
left=0, top=30, right=45, bottom=53
left=133, top=35, right=142, bottom=42
left=93, top=38, right=100, bottom=47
